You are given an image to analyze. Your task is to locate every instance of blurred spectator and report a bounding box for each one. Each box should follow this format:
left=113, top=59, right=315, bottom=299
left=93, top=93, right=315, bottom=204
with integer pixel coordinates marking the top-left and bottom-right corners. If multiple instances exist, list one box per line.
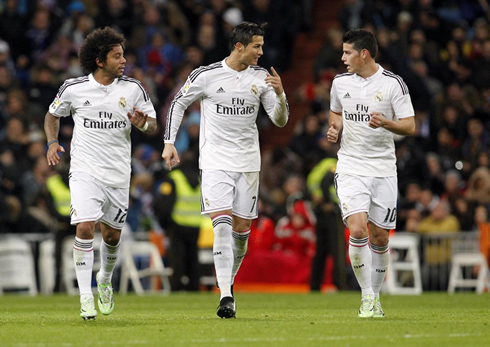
left=307, top=157, right=345, bottom=291
left=313, top=28, right=344, bottom=81
left=131, top=143, right=161, bottom=175
left=154, top=150, right=201, bottom=291
left=242, top=0, right=297, bottom=71
left=248, top=197, right=276, bottom=253
left=0, top=40, right=16, bottom=77
left=28, top=65, right=60, bottom=111
left=25, top=8, right=57, bottom=62
left=45, top=161, right=76, bottom=292
left=288, top=114, right=326, bottom=175
left=95, top=0, right=133, bottom=38
left=424, top=152, right=446, bottom=196
left=0, top=64, right=17, bottom=106
left=0, top=0, right=30, bottom=61
left=415, top=188, right=440, bottom=218
left=398, top=181, right=423, bottom=230
left=416, top=199, right=460, bottom=290
left=339, top=0, right=368, bottom=32
left=274, top=198, right=316, bottom=259
left=464, top=167, right=490, bottom=206
left=462, top=118, right=489, bottom=168
left=19, top=156, right=51, bottom=208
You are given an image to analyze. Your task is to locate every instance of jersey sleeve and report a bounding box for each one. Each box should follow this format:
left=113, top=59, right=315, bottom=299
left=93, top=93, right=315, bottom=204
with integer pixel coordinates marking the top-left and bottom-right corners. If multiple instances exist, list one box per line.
left=390, top=80, right=414, bottom=119
left=164, top=69, right=205, bottom=143
left=329, top=78, right=342, bottom=113
left=49, top=81, right=73, bottom=117
left=261, top=87, right=289, bottom=127
left=133, top=82, right=156, bottom=119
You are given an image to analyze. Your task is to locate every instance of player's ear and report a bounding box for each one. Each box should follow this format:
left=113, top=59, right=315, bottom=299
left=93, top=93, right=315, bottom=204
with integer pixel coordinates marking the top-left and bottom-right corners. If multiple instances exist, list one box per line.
left=95, top=57, right=104, bottom=68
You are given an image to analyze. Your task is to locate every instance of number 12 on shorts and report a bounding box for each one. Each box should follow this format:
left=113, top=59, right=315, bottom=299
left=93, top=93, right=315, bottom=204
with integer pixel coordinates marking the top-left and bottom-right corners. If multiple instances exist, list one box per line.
left=114, top=208, right=128, bottom=223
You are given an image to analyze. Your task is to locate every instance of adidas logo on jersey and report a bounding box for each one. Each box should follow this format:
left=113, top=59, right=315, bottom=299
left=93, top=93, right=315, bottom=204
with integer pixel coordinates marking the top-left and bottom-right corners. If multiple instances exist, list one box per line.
left=83, top=100, right=92, bottom=106
left=343, top=93, right=351, bottom=98
left=216, top=87, right=225, bottom=93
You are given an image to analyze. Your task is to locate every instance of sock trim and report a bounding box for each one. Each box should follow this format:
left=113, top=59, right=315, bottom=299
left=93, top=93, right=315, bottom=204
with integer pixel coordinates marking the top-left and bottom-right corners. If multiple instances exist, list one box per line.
left=212, top=215, right=232, bottom=228
left=232, top=229, right=250, bottom=241
left=370, top=242, right=389, bottom=254
left=349, top=236, right=369, bottom=247
left=74, top=237, right=93, bottom=252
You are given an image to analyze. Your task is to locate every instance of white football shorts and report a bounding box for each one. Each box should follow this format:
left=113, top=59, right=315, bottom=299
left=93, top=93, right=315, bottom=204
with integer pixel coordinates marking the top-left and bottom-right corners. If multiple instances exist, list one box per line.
left=334, top=173, right=398, bottom=230
left=201, top=170, right=259, bottom=219
left=69, top=172, right=129, bottom=230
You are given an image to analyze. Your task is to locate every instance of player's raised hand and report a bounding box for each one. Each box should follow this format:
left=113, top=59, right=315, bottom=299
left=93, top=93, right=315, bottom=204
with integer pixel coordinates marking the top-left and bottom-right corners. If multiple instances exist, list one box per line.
left=161, top=143, right=180, bottom=171
left=46, top=141, right=65, bottom=166
left=265, top=66, right=284, bottom=95
left=127, top=106, right=148, bottom=129
left=327, top=122, right=339, bottom=143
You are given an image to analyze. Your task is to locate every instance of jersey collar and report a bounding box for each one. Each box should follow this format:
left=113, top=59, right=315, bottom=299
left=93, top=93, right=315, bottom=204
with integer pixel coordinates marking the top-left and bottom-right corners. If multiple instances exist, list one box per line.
left=222, top=57, right=251, bottom=75
left=354, top=64, right=384, bottom=82
left=89, top=73, right=119, bottom=91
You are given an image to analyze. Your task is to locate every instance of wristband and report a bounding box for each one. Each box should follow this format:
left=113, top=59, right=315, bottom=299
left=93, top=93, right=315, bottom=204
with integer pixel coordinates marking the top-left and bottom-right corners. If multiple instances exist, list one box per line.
left=47, top=139, right=59, bottom=146
left=137, top=122, right=149, bottom=132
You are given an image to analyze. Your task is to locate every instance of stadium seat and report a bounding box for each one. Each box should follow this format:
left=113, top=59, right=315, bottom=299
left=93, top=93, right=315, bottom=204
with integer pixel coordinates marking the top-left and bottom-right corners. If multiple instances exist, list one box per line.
left=38, top=239, right=55, bottom=295
left=385, top=232, right=423, bottom=295
left=119, top=241, right=173, bottom=295
left=198, top=248, right=215, bottom=286
left=0, top=236, right=38, bottom=295
left=448, top=253, right=488, bottom=294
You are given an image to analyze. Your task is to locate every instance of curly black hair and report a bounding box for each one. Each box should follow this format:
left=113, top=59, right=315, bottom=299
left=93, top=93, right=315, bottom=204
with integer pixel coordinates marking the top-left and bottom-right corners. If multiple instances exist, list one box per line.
left=229, top=21, right=267, bottom=52
left=79, top=27, right=125, bottom=73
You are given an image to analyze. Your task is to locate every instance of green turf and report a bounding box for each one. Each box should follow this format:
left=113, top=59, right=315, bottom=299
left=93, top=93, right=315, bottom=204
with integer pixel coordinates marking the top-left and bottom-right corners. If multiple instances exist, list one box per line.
left=0, top=292, right=489, bottom=346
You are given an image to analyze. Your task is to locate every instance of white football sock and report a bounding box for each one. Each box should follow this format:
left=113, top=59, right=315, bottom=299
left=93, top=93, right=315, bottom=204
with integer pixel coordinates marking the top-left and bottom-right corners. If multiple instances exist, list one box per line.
left=231, top=229, right=250, bottom=281
left=73, top=237, right=94, bottom=300
left=349, top=236, right=374, bottom=296
left=99, top=239, right=120, bottom=283
left=371, top=241, right=390, bottom=297
left=212, top=215, right=233, bottom=299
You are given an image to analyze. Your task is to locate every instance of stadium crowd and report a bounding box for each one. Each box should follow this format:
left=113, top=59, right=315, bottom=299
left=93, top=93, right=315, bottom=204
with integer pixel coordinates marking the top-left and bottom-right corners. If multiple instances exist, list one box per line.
left=0, top=0, right=489, bottom=291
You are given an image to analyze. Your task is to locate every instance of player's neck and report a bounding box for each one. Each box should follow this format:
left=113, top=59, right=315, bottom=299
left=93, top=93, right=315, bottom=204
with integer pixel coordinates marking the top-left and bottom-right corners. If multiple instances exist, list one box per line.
left=225, top=54, right=248, bottom=72
left=93, top=70, right=117, bottom=86
left=357, top=61, right=378, bottom=79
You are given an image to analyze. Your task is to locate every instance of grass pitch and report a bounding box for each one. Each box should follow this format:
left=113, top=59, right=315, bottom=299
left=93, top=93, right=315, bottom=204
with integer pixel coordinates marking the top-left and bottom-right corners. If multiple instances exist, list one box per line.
left=0, top=292, right=489, bottom=346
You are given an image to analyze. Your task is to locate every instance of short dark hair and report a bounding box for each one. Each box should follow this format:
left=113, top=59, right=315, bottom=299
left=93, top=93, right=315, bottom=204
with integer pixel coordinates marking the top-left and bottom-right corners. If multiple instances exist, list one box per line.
left=79, top=27, right=125, bottom=73
left=343, top=29, right=377, bottom=59
left=229, top=21, right=267, bottom=51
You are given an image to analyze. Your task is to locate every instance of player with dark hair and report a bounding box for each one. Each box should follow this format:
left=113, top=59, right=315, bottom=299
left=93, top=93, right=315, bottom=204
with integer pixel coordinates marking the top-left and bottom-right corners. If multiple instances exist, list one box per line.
left=45, top=27, right=157, bottom=320
left=327, top=28, right=415, bottom=318
left=162, top=21, right=289, bottom=318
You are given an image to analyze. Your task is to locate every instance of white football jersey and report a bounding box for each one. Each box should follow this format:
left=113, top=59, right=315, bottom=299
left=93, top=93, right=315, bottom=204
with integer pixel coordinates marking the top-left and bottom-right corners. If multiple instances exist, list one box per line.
left=164, top=59, right=289, bottom=172
left=49, top=74, right=156, bottom=188
left=330, top=65, right=414, bottom=177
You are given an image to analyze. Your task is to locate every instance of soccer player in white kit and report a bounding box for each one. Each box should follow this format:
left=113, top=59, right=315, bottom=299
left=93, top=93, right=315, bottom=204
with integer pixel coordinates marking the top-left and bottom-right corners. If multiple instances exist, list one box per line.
left=327, top=29, right=415, bottom=318
left=44, top=27, right=157, bottom=320
left=162, top=22, right=289, bottom=318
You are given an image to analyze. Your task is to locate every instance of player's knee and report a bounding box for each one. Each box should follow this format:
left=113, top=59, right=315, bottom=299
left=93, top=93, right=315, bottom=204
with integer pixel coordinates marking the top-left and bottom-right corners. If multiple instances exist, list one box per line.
left=76, top=222, right=95, bottom=239
left=103, top=230, right=121, bottom=245
left=233, top=219, right=252, bottom=232
left=372, top=232, right=389, bottom=246
left=349, top=225, right=368, bottom=239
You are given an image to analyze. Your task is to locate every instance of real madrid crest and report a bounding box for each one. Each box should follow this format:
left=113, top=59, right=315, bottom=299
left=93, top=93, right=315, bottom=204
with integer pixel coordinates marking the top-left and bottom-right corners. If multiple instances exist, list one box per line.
left=118, top=97, right=127, bottom=108
left=375, top=91, right=383, bottom=102
left=251, top=84, right=258, bottom=95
